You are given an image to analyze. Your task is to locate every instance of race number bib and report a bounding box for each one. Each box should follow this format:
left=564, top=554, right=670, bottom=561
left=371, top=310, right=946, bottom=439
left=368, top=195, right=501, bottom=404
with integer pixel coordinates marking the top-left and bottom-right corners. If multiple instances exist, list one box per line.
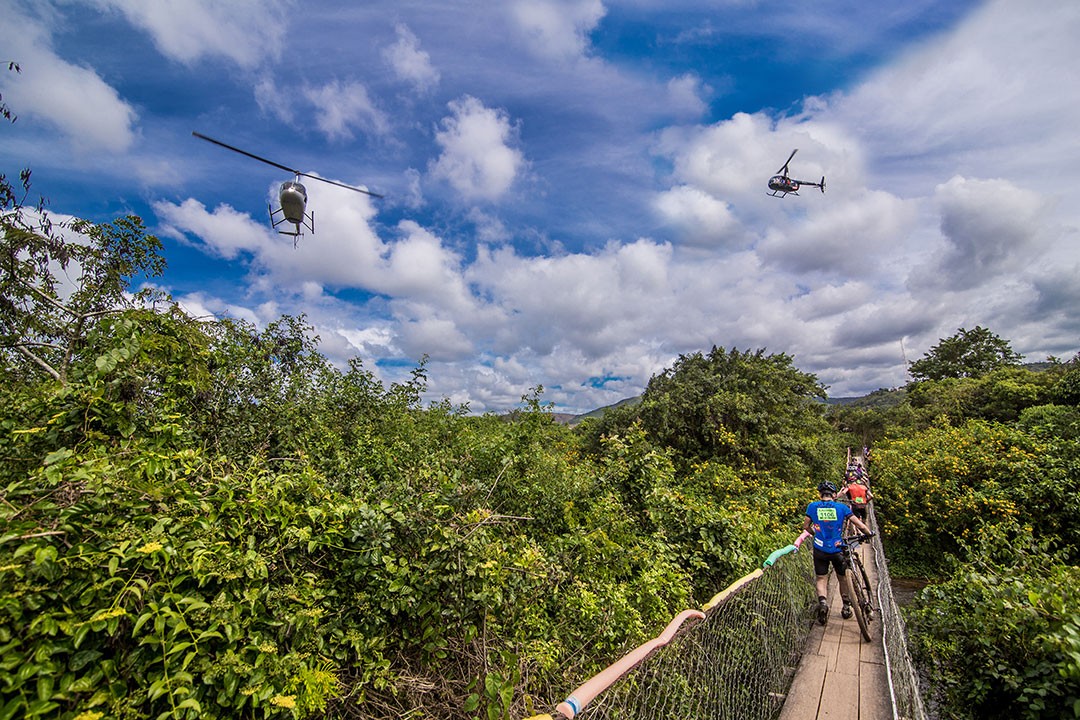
left=816, top=507, right=838, bottom=522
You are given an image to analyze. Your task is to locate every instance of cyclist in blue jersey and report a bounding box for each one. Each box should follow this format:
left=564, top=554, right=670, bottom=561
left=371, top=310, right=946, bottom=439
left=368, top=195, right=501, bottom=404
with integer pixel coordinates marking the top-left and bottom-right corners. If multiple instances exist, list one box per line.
left=803, top=480, right=873, bottom=624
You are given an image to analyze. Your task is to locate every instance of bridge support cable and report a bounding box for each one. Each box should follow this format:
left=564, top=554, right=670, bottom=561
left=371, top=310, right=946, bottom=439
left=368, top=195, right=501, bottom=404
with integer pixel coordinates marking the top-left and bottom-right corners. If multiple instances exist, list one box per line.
left=867, top=504, right=928, bottom=720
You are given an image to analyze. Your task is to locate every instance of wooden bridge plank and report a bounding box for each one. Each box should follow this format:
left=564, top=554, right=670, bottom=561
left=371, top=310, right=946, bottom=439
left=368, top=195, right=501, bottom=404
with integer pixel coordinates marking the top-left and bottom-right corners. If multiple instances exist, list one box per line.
left=819, top=574, right=846, bottom=669
left=818, top=671, right=860, bottom=720
left=777, top=653, right=828, bottom=720
left=833, top=619, right=863, bottom=676
left=858, top=660, right=892, bottom=720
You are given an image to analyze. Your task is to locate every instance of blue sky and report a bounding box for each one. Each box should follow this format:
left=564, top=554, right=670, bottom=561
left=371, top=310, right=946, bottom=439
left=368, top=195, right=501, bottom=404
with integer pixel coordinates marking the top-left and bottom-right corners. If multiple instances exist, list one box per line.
left=2, top=0, right=1078, bottom=413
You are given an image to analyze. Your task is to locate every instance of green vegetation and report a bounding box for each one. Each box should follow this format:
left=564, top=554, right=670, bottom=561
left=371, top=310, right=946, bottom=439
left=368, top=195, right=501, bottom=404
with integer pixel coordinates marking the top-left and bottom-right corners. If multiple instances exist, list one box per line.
left=907, top=326, right=1023, bottom=382
left=849, top=329, right=1080, bottom=719
left=908, top=531, right=1080, bottom=720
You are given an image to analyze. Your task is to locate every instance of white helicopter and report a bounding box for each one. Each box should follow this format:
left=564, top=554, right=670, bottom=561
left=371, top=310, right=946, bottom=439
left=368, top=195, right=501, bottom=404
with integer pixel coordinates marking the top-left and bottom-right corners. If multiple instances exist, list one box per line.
left=192, top=131, right=382, bottom=244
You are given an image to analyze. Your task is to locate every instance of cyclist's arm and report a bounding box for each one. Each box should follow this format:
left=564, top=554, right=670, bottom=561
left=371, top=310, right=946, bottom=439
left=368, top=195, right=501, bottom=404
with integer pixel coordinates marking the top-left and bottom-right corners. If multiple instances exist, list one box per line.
left=849, top=514, right=872, bottom=535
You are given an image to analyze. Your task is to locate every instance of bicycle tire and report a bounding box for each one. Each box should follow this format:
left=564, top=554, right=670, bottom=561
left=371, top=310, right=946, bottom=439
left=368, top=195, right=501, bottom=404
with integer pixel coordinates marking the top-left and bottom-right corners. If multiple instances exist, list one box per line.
left=842, top=572, right=872, bottom=642
left=851, top=552, right=874, bottom=622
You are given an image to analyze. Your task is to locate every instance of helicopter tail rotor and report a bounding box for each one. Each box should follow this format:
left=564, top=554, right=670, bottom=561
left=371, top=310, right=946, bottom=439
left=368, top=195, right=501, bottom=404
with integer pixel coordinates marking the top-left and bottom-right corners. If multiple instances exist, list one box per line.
left=820, top=176, right=826, bottom=193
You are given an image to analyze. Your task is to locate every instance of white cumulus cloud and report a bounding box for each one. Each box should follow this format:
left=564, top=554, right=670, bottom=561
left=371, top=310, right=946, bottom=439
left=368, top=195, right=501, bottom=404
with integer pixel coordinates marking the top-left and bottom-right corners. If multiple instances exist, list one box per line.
left=383, top=23, right=440, bottom=91
left=510, top=0, right=606, bottom=61
left=0, top=5, right=137, bottom=152
left=653, top=185, right=740, bottom=248
left=90, top=0, right=288, bottom=68
left=304, top=80, right=390, bottom=141
left=430, top=96, right=525, bottom=202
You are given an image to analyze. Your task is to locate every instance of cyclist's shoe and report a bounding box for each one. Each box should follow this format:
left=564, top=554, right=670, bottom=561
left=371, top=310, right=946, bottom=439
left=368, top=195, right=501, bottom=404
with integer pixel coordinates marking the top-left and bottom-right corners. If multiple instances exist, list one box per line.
left=841, top=601, right=853, bottom=619
left=817, top=599, right=829, bottom=625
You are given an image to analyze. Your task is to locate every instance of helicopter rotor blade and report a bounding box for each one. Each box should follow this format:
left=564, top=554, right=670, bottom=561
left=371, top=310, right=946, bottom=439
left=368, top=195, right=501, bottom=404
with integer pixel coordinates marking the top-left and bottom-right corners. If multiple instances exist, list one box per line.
left=297, top=171, right=384, bottom=198
left=192, top=132, right=300, bottom=176
left=193, top=132, right=384, bottom=198
left=777, top=148, right=798, bottom=174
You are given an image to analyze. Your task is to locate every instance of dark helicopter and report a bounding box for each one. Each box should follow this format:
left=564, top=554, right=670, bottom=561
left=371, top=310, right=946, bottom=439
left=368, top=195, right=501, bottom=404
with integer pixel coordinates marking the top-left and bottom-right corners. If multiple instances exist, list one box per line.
left=767, top=149, right=825, bottom=198
left=192, top=131, right=382, bottom=244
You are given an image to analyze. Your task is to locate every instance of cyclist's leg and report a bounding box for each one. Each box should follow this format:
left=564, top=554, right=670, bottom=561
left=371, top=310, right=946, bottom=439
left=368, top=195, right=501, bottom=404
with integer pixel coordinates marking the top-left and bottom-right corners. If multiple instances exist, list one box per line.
left=812, top=549, right=832, bottom=624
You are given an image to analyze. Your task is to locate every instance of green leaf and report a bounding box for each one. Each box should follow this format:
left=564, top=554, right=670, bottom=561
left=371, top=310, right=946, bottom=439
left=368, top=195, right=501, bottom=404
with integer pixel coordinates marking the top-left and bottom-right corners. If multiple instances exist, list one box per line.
left=43, top=448, right=72, bottom=466
left=166, top=641, right=193, bottom=657
left=0, top=697, right=21, bottom=720
left=72, top=624, right=91, bottom=650
left=69, top=649, right=102, bottom=672
left=23, top=699, right=59, bottom=718
left=132, top=612, right=153, bottom=636
left=148, top=678, right=169, bottom=701
left=176, top=697, right=201, bottom=713
left=36, top=675, right=54, bottom=702
left=16, top=663, right=39, bottom=683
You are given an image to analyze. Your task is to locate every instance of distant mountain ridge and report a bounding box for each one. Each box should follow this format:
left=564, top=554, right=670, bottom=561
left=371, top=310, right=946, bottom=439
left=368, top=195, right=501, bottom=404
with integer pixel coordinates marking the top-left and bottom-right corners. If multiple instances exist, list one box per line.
left=824, top=387, right=907, bottom=409
left=562, top=395, right=641, bottom=425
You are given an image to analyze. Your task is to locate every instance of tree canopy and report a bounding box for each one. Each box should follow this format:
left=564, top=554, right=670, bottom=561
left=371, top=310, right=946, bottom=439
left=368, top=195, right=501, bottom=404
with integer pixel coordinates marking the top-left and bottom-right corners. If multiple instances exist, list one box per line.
left=907, top=325, right=1022, bottom=382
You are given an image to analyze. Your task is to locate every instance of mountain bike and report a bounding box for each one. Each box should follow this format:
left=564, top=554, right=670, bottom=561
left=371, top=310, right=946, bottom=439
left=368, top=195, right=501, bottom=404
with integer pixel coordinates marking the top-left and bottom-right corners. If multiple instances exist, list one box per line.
left=839, top=532, right=875, bottom=642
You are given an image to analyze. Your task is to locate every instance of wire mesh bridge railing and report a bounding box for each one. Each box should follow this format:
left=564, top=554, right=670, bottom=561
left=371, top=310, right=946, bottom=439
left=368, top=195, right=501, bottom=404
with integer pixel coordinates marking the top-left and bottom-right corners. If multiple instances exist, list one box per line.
left=525, top=503, right=926, bottom=720
left=867, top=504, right=928, bottom=720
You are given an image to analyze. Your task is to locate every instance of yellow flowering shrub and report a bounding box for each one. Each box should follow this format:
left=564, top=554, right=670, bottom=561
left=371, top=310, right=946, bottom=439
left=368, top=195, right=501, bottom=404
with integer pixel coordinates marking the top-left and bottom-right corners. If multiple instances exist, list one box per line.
left=873, top=419, right=1052, bottom=576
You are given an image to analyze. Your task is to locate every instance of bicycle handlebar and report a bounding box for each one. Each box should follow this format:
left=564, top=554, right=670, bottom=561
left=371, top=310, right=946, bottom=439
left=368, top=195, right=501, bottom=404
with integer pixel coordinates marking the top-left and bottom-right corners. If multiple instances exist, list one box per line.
left=842, top=533, right=875, bottom=544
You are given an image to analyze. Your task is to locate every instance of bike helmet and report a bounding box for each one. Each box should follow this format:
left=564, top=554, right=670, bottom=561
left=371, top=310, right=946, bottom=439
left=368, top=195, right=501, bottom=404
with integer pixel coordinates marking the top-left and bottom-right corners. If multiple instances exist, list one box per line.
left=817, top=480, right=838, bottom=495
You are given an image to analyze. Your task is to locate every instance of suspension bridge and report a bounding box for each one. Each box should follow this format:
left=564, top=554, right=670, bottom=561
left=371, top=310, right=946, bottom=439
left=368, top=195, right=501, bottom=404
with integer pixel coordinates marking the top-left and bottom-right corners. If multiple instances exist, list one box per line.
left=523, top=502, right=927, bottom=720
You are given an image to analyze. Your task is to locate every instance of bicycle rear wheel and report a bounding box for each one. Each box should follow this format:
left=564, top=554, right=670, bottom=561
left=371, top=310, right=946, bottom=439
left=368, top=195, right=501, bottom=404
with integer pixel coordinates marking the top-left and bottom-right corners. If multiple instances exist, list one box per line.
left=852, top=553, right=874, bottom=622
left=842, top=572, right=872, bottom=642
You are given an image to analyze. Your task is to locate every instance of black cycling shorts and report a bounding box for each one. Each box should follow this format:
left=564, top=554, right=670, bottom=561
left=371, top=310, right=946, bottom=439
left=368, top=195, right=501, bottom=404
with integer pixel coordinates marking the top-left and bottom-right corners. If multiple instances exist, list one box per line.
left=851, top=505, right=868, bottom=522
left=812, top=547, right=846, bottom=577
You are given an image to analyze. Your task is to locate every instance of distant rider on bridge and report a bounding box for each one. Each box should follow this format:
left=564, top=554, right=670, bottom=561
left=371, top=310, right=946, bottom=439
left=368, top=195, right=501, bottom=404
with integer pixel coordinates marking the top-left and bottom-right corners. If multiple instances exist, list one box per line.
left=838, top=475, right=872, bottom=523
left=803, top=480, right=873, bottom=624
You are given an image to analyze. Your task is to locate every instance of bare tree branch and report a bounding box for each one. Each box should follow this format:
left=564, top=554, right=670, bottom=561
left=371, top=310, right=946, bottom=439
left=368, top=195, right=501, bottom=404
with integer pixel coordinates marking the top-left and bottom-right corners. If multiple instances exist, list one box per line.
left=13, top=343, right=60, bottom=380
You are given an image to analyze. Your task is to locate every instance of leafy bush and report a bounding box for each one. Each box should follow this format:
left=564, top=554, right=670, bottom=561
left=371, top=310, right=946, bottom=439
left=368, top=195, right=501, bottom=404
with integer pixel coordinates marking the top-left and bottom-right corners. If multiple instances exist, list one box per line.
left=1017, top=404, right=1080, bottom=442
left=0, top=304, right=732, bottom=719
left=909, top=528, right=1080, bottom=720
left=1052, top=364, right=1080, bottom=406
left=904, top=367, right=1062, bottom=427
left=874, top=418, right=1080, bottom=576
left=871, top=420, right=1040, bottom=576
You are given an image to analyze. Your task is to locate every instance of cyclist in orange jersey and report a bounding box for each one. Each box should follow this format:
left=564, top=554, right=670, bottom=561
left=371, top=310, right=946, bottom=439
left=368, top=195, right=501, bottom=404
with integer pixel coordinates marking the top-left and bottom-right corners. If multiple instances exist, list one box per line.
left=839, top=475, right=872, bottom=523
